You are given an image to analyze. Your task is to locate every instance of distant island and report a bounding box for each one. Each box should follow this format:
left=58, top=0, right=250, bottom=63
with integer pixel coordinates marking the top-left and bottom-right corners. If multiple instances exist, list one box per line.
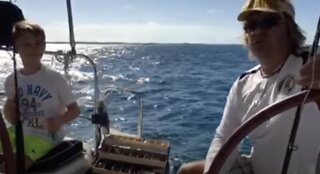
left=46, top=41, right=135, bottom=45
left=46, top=41, right=242, bottom=46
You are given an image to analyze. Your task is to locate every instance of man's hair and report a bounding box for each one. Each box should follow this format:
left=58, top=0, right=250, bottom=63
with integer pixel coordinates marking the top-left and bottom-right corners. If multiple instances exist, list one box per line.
left=283, top=13, right=306, bottom=56
left=12, top=20, right=45, bottom=42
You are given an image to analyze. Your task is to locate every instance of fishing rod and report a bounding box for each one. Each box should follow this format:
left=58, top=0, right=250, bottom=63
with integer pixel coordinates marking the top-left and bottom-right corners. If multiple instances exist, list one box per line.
left=4, top=2, right=27, bottom=173
left=12, top=45, right=25, bottom=174
left=0, top=111, right=15, bottom=173
left=281, top=14, right=320, bottom=174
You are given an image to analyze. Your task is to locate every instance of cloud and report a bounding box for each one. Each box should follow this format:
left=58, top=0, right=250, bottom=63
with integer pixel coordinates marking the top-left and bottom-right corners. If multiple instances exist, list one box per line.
left=122, top=5, right=133, bottom=10
left=146, top=21, right=160, bottom=26
left=43, top=22, right=242, bottom=44
left=207, top=8, right=224, bottom=14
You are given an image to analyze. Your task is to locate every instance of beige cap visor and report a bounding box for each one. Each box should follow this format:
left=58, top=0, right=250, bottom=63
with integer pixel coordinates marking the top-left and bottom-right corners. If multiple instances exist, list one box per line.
left=237, top=0, right=295, bottom=21
left=237, top=8, right=279, bottom=21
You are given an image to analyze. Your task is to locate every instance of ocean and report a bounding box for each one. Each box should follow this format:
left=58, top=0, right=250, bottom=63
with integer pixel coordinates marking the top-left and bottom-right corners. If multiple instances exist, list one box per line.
left=0, top=44, right=257, bottom=173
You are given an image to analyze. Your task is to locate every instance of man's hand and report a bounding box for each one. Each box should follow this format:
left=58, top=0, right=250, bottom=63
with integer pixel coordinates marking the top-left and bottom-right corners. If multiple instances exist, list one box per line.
left=297, top=54, right=320, bottom=89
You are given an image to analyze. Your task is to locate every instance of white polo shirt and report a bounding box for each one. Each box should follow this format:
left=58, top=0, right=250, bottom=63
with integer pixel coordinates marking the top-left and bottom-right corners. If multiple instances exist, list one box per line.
left=204, top=54, right=320, bottom=174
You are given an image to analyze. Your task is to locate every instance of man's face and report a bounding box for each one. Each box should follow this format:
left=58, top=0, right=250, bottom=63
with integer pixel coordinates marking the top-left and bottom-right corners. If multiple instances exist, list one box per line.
left=243, top=12, right=288, bottom=60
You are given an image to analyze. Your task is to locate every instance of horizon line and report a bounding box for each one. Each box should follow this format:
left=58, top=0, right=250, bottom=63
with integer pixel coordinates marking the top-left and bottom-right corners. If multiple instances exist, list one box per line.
left=46, top=41, right=243, bottom=45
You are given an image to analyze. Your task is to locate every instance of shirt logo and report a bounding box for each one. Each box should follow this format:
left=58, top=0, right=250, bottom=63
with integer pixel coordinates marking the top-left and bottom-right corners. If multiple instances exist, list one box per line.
left=278, top=74, right=296, bottom=95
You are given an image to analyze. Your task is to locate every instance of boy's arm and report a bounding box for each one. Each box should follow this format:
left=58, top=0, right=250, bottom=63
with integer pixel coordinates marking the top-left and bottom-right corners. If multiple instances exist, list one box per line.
left=59, top=102, right=80, bottom=124
left=46, top=73, right=80, bottom=133
left=3, top=98, right=18, bottom=124
left=45, top=102, right=80, bottom=133
left=3, top=74, right=17, bottom=124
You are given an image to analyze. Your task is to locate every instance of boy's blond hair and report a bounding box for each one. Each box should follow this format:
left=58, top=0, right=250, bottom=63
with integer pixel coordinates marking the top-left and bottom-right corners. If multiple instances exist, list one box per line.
left=12, top=20, right=46, bottom=42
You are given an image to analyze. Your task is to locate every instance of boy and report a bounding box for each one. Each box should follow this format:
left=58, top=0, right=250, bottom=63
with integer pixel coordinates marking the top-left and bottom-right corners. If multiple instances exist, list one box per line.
left=2, top=20, right=80, bottom=170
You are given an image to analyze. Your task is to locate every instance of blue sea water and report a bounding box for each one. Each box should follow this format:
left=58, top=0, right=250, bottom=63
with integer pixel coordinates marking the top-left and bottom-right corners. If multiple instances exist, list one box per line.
left=0, top=44, right=257, bottom=173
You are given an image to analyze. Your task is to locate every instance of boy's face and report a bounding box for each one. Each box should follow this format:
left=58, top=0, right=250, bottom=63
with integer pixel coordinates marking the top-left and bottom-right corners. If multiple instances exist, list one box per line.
left=15, top=32, right=45, bottom=63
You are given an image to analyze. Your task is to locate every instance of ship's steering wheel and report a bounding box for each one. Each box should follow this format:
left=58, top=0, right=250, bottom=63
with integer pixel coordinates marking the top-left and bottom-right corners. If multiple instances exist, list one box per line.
left=0, top=112, right=16, bottom=174
left=207, top=89, right=320, bottom=174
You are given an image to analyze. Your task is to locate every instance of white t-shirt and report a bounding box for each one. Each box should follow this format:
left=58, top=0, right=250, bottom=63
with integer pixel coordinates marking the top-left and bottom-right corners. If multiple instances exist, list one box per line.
left=4, top=65, right=76, bottom=145
left=204, top=55, right=320, bottom=174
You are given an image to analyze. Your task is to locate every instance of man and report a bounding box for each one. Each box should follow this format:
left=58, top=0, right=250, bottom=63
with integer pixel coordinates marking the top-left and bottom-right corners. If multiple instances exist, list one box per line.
left=179, top=0, right=320, bottom=173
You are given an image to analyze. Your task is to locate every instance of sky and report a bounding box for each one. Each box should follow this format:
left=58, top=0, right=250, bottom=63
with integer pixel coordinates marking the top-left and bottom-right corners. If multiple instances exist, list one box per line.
left=14, top=0, right=320, bottom=44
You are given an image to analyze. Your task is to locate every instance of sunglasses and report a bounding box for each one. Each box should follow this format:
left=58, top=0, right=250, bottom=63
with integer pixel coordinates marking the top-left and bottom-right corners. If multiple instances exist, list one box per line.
left=243, top=14, right=282, bottom=33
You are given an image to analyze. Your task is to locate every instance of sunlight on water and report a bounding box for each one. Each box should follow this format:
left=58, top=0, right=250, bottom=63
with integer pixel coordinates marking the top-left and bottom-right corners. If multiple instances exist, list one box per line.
left=0, top=44, right=254, bottom=173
